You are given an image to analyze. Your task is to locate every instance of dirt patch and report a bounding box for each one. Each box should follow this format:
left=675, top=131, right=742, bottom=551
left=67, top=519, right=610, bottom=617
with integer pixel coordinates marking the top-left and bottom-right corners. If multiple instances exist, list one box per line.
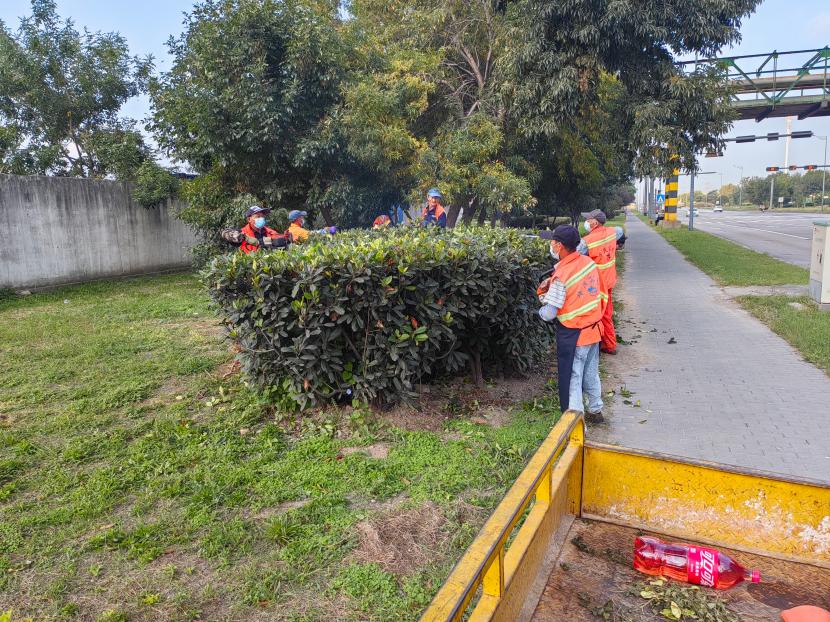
left=158, top=317, right=224, bottom=339
left=722, top=284, right=808, bottom=298
left=247, top=499, right=311, bottom=521
left=470, top=406, right=511, bottom=428
left=350, top=501, right=449, bottom=576
left=216, top=358, right=240, bottom=379
left=380, top=366, right=553, bottom=433
left=339, top=443, right=390, bottom=460
left=382, top=403, right=448, bottom=433
left=138, top=376, right=191, bottom=408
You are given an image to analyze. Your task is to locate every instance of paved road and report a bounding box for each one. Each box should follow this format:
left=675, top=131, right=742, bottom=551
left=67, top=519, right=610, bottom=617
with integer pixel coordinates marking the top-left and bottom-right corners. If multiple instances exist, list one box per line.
left=593, top=214, right=830, bottom=483
left=677, top=209, right=828, bottom=268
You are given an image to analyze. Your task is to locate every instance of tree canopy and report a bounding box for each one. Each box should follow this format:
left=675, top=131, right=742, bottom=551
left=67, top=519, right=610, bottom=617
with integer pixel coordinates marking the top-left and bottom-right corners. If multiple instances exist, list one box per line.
left=0, top=0, right=153, bottom=177
left=4, top=0, right=762, bottom=237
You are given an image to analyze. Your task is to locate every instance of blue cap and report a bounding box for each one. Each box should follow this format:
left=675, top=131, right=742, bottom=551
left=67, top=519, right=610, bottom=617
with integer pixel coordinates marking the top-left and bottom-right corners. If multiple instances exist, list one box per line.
left=427, top=188, right=442, bottom=199
left=288, top=210, right=307, bottom=221
left=245, top=205, right=270, bottom=217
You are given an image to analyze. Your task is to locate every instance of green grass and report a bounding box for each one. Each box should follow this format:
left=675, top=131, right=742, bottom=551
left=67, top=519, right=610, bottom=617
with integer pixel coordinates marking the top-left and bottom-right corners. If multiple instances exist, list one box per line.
left=736, top=296, right=830, bottom=374
left=651, top=225, right=808, bottom=286
left=0, top=274, right=559, bottom=621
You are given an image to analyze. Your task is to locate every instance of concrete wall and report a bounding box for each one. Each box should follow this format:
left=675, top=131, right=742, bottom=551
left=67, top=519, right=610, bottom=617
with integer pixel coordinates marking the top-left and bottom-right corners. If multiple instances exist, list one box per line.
left=0, top=174, right=194, bottom=290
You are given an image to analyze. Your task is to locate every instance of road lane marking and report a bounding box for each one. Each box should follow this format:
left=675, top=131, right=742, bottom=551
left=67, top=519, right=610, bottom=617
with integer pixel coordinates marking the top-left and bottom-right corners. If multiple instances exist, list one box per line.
left=699, top=221, right=810, bottom=239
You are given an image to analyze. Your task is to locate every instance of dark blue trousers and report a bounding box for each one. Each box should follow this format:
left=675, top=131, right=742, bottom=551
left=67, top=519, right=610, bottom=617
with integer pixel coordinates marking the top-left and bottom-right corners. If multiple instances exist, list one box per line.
left=555, top=323, right=581, bottom=412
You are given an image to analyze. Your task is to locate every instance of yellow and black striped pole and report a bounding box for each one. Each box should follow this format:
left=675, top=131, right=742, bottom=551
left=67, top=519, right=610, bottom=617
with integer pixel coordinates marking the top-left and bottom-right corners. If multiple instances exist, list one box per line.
left=664, top=164, right=680, bottom=222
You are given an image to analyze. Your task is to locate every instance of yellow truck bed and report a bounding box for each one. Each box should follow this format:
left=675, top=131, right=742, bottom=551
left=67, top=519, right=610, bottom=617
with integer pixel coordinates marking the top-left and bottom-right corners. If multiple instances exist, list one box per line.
left=420, top=411, right=830, bottom=622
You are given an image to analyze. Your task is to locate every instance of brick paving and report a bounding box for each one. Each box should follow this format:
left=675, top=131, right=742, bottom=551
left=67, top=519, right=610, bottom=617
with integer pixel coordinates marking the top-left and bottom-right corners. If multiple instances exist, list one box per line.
left=592, top=214, right=830, bottom=483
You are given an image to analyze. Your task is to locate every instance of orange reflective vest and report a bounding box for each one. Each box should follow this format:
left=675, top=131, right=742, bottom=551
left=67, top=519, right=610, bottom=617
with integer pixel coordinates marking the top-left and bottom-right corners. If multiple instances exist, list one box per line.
left=288, top=221, right=309, bottom=242
left=549, top=252, right=606, bottom=346
left=582, top=225, right=617, bottom=289
left=239, top=223, right=285, bottom=255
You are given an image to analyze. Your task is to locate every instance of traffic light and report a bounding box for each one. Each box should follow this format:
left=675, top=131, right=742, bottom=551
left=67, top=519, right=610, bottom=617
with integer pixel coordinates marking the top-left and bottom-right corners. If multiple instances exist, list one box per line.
left=788, top=165, right=798, bottom=171
left=766, top=166, right=780, bottom=172
left=790, top=131, right=814, bottom=139
left=804, top=165, right=818, bottom=170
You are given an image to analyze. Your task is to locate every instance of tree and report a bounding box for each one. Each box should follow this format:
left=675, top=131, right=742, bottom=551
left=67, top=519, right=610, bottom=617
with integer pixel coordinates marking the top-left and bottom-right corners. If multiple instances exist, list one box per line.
left=507, top=0, right=758, bottom=176
left=343, top=0, right=535, bottom=226
left=0, top=0, right=153, bottom=177
left=720, top=183, right=740, bottom=205
left=151, top=0, right=370, bottom=227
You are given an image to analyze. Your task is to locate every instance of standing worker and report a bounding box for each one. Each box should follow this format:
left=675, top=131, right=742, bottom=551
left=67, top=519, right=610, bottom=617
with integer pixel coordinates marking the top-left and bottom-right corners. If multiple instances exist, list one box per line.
left=579, top=209, right=624, bottom=355
left=537, top=225, right=607, bottom=422
left=239, top=205, right=287, bottom=254
left=287, top=210, right=311, bottom=242
left=422, top=188, right=447, bottom=228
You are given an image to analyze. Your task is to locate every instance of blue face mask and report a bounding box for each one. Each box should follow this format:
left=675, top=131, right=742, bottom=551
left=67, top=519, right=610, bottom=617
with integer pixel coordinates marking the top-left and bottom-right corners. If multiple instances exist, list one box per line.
left=254, top=217, right=266, bottom=228
left=583, top=221, right=593, bottom=233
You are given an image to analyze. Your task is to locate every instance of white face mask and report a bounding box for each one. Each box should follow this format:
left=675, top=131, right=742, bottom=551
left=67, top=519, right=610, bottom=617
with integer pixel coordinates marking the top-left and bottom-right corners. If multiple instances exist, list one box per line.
left=583, top=220, right=593, bottom=233
left=549, top=245, right=559, bottom=261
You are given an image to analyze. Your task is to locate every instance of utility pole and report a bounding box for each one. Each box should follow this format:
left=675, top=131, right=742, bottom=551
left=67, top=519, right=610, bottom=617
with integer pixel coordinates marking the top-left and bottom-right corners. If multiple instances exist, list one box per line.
left=689, top=170, right=696, bottom=231
left=769, top=175, right=776, bottom=211
left=817, top=135, right=828, bottom=210
left=733, top=165, right=744, bottom=207
left=784, top=117, right=793, bottom=169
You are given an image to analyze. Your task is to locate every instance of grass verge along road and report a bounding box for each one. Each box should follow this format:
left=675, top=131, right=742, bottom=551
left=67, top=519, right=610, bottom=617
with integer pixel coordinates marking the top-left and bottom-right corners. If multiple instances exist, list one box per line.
left=653, top=225, right=808, bottom=286
left=0, top=273, right=559, bottom=622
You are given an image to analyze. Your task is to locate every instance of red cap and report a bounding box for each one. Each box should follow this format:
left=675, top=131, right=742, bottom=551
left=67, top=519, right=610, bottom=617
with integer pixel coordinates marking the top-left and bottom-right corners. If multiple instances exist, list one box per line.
left=750, top=570, right=761, bottom=583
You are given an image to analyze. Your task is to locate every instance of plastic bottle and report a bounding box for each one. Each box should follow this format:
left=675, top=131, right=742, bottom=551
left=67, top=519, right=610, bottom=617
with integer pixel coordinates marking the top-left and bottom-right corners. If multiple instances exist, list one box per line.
left=634, top=536, right=761, bottom=589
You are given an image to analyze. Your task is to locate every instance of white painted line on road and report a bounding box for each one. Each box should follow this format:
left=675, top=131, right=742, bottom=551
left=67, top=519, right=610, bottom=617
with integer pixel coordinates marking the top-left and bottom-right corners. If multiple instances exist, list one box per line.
left=702, top=222, right=809, bottom=239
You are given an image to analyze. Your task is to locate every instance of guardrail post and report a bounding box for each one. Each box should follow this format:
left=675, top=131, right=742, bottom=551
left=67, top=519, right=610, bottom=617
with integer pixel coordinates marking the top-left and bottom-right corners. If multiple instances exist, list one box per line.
left=482, top=547, right=505, bottom=597
left=567, top=415, right=585, bottom=516
left=536, top=465, right=552, bottom=504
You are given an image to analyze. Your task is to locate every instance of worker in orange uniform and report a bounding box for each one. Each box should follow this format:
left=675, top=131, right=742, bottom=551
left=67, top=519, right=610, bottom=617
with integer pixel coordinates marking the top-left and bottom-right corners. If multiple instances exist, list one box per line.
left=239, top=205, right=287, bottom=254
left=579, top=209, right=624, bottom=355
left=422, top=188, right=447, bottom=227
left=372, top=214, right=392, bottom=229
left=287, top=210, right=311, bottom=242
left=538, top=225, right=607, bottom=422
left=287, top=209, right=337, bottom=242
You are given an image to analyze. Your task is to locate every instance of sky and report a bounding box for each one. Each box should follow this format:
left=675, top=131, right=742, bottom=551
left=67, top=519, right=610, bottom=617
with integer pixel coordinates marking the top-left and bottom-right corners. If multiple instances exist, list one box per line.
left=1, top=0, right=829, bottom=194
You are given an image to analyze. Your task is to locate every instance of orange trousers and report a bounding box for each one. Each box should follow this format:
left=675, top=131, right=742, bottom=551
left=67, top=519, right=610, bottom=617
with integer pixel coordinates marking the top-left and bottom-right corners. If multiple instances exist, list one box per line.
left=601, top=288, right=616, bottom=352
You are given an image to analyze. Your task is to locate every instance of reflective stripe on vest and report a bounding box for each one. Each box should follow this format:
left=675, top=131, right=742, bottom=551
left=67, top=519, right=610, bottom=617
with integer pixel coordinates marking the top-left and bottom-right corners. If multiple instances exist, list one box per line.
left=583, top=225, right=617, bottom=288
left=586, top=232, right=616, bottom=249
left=551, top=253, right=605, bottom=330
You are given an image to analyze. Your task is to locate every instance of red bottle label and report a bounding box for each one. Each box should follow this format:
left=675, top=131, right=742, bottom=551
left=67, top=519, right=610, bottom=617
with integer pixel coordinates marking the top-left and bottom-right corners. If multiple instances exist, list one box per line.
left=686, top=546, right=719, bottom=587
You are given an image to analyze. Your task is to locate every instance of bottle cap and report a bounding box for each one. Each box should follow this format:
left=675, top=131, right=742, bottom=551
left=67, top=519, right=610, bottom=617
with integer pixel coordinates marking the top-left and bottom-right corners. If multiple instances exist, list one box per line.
left=751, top=570, right=761, bottom=583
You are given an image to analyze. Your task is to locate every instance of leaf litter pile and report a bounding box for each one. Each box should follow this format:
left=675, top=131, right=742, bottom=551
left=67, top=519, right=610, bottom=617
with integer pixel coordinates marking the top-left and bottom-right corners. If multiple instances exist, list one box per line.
left=592, top=578, right=741, bottom=622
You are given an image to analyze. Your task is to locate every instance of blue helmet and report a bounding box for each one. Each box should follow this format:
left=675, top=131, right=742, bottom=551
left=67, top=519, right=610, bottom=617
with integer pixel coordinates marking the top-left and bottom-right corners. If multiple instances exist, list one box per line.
left=427, top=188, right=442, bottom=199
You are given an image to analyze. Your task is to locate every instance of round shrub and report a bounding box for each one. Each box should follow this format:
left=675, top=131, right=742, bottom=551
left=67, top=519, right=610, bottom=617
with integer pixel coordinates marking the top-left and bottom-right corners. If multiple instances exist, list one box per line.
left=205, top=225, right=553, bottom=408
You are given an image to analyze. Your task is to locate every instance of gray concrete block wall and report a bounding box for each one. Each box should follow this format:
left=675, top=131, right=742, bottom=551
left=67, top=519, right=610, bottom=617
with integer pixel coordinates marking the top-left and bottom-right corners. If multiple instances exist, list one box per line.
left=0, top=174, right=195, bottom=289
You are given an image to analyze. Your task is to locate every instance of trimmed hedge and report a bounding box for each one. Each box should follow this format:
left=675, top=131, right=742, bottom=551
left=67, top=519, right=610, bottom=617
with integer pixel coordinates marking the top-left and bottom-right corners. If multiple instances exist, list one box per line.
left=205, top=226, right=553, bottom=408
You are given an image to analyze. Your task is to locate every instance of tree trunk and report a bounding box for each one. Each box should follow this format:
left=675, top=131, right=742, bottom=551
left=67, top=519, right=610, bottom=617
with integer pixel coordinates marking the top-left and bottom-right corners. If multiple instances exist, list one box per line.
left=446, top=204, right=462, bottom=228
left=319, top=205, right=334, bottom=226
left=478, top=206, right=488, bottom=225
left=462, top=196, right=479, bottom=223
left=469, top=345, right=484, bottom=387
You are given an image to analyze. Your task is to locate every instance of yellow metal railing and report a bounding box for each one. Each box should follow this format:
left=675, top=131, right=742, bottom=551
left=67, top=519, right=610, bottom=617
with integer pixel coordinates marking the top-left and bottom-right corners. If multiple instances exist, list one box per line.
left=420, top=410, right=584, bottom=622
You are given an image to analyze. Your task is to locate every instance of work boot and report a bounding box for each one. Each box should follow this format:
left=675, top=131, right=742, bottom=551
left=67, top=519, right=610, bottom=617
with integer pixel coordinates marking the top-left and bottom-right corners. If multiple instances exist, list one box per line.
left=585, top=410, right=604, bottom=424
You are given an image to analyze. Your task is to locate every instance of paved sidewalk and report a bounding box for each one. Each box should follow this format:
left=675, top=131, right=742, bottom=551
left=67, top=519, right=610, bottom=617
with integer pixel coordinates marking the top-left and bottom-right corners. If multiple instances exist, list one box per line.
left=592, top=214, right=830, bottom=483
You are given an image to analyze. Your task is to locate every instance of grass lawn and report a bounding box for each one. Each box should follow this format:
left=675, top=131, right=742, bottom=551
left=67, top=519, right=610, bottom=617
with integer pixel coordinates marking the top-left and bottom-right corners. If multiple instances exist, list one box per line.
left=736, top=296, right=830, bottom=374
left=651, top=225, right=808, bottom=286
left=0, top=273, right=559, bottom=622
